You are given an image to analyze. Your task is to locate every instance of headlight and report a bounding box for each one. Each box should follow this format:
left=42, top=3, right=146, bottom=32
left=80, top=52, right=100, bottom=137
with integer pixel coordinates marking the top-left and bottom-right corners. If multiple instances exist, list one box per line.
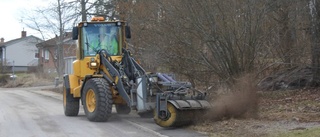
left=90, top=62, right=97, bottom=67
left=89, top=58, right=98, bottom=68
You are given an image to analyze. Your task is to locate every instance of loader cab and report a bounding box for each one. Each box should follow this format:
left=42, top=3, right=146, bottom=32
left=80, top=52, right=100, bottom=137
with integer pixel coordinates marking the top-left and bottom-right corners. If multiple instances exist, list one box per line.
left=73, top=18, right=129, bottom=59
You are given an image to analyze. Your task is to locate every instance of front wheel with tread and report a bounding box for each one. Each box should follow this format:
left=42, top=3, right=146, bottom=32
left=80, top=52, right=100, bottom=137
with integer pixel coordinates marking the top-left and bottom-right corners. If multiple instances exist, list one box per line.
left=82, top=78, right=113, bottom=122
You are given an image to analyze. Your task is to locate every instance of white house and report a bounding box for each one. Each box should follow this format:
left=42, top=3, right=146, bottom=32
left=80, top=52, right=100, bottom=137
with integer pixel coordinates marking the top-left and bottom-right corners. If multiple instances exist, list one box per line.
left=0, top=31, right=43, bottom=72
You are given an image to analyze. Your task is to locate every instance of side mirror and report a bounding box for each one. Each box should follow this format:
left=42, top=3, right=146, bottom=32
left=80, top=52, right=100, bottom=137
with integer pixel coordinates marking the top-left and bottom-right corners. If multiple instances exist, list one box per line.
left=125, top=26, right=131, bottom=39
left=72, top=27, right=78, bottom=40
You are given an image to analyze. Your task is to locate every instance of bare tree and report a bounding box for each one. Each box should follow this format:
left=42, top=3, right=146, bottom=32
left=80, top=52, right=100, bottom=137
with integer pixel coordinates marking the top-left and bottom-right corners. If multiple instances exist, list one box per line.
left=309, top=0, right=320, bottom=84
left=133, top=0, right=276, bottom=86
left=22, top=0, right=81, bottom=77
left=112, top=0, right=320, bottom=88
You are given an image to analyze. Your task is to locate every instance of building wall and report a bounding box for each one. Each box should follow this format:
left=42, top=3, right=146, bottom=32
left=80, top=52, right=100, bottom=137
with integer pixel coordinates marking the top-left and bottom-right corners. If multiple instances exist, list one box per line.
left=5, top=37, right=39, bottom=67
left=38, top=40, right=77, bottom=74
left=64, top=56, right=76, bottom=74
left=63, top=43, right=77, bottom=74
left=63, top=43, right=77, bottom=57
left=38, top=46, right=57, bottom=74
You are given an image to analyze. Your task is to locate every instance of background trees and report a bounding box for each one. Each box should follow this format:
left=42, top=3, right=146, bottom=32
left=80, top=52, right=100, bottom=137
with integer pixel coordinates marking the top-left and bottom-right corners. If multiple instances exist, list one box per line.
left=116, top=0, right=320, bottom=88
left=22, top=0, right=320, bottom=89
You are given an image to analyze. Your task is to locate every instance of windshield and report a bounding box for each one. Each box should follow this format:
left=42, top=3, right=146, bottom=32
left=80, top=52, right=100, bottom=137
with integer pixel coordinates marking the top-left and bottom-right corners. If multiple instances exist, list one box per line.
left=81, top=23, right=120, bottom=56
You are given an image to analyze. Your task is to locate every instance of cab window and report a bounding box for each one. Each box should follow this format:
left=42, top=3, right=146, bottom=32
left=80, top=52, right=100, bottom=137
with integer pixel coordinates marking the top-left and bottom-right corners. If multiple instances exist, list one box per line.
left=81, top=23, right=120, bottom=57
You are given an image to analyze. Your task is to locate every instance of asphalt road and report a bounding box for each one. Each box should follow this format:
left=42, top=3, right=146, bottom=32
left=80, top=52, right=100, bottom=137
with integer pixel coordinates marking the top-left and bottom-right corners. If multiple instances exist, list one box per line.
left=0, top=86, right=207, bottom=137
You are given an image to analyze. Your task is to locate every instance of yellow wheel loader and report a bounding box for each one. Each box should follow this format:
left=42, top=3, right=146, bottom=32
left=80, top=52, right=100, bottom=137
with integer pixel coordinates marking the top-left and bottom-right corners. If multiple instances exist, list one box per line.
left=63, top=17, right=210, bottom=127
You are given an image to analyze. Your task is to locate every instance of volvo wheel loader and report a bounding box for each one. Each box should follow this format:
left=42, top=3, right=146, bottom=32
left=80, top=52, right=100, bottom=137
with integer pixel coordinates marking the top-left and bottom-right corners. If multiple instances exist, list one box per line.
left=63, top=17, right=210, bottom=127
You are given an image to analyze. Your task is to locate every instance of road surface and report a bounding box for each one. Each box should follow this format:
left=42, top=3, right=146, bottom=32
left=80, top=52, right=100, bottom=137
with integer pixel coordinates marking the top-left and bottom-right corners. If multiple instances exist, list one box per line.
left=0, top=86, right=207, bottom=137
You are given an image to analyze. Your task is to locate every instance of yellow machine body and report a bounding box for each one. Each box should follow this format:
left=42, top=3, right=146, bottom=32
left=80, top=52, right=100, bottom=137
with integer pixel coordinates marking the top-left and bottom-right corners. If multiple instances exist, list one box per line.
left=67, top=19, right=128, bottom=105
left=63, top=17, right=210, bottom=127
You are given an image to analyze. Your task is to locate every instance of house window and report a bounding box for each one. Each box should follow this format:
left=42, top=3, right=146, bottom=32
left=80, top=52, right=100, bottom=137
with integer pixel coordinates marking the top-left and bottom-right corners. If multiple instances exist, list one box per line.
left=45, top=50, right=49, bottom=60
left=54, top=48, right=58, bottom=60
left=35, top=53, right=39, bottom=58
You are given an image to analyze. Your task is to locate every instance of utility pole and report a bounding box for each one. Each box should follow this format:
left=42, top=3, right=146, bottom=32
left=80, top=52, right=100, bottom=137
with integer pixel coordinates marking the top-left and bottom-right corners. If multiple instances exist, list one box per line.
left=81, top=0, right=86, bottom=21
left=12, top=60, right=15, bottom=86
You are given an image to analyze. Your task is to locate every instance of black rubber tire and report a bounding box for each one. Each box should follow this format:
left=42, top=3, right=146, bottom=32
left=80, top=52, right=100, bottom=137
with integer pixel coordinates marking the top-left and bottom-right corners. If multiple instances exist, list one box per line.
left=115, top=104, right=131, bottom=114
left=63, top=82, right=80, bottom=116
left=82, top=78, right=113, bottom=122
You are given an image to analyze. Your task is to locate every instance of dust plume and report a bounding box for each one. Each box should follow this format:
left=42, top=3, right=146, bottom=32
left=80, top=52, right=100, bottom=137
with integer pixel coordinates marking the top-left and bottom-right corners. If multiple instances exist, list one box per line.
left=203, top=75, right=259, bottom=121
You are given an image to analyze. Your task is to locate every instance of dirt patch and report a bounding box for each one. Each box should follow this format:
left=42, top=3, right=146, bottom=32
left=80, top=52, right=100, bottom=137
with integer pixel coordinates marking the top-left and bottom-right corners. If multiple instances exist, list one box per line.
left=191, top=118, right=320, bottom=137
left=259, top=89, right=320, bottom=122
left=191, top=89, right=320, bottom=136
left=1, top=73, right=54, bottom=88
left=192, top=75, right=320, bottom=136
left=42, top=86, right=63, bottom=93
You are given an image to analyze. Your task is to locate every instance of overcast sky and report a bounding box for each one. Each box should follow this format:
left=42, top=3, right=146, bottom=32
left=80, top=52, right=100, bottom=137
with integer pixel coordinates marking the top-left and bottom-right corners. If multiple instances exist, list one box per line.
left=0, top=0, right=47, bottom=42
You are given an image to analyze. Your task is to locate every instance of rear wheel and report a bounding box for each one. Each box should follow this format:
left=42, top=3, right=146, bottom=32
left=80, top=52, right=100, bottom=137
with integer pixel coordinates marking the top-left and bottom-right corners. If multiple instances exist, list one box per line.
left=115, top=104, right=131, bottom=114
left=63, top=82, right=80, bottom=116
left=82, top=78, right=113, bottom=122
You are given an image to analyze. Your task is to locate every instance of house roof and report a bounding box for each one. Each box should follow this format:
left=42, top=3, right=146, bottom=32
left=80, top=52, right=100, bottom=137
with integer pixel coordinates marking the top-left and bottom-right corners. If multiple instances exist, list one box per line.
left=36, top=32, right=73, bottom=48
left=0, top=35, right=43, bottom=47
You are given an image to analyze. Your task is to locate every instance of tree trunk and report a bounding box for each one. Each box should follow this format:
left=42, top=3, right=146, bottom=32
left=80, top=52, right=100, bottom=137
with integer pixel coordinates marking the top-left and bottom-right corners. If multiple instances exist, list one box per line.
left=57, top=0, right=64, bottom=78
left=309, top=0, right=320, bottom=85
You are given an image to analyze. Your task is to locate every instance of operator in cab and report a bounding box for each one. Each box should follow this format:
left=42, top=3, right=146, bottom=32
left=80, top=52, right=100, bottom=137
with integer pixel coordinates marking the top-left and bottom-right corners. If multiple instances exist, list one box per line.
left=82, top=23, right=119, bottom=56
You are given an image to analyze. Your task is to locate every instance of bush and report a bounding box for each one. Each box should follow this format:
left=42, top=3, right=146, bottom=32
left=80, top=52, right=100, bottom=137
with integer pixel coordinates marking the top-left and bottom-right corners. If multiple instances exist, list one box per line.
left=0, top=74, right=10, bottom=86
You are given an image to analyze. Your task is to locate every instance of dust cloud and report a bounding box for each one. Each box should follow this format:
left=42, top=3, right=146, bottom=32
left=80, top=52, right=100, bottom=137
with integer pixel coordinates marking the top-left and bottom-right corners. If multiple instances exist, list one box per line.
left=202, top=75, right=259, bottom=121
